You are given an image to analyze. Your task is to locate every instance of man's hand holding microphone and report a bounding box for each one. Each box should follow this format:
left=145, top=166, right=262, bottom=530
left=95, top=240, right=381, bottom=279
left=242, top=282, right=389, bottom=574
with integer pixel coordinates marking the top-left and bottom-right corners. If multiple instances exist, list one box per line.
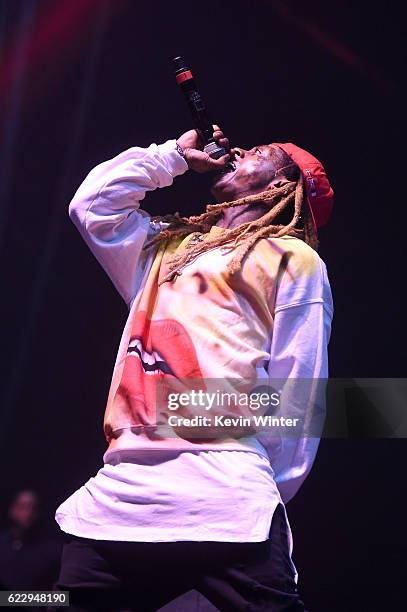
left=176, top=125, right=232, bottom=174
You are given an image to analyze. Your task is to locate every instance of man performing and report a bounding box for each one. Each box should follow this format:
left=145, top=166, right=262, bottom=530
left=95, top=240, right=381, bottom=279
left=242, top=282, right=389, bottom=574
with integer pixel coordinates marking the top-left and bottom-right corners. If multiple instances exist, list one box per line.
left=52, top=125, right=334, bottom=611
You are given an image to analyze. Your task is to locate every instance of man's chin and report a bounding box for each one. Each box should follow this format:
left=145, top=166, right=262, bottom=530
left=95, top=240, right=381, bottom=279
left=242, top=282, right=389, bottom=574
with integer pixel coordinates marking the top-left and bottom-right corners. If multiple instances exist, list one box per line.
left=212, top=167, right=237, bottom=188
left=210, top=167, right=239, bottom=201
left=211, top=168, right=226, bottom=184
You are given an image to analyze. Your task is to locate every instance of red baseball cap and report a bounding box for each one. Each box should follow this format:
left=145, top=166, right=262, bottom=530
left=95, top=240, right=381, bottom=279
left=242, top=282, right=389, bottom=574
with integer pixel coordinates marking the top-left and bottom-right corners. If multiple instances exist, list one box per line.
left=273, top=142, right=334, bottom=229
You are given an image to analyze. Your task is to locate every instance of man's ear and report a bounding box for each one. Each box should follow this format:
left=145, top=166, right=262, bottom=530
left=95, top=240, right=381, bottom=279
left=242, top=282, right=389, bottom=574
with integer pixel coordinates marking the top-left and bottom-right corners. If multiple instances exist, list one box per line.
left=267, top=177, right=291, bottom=190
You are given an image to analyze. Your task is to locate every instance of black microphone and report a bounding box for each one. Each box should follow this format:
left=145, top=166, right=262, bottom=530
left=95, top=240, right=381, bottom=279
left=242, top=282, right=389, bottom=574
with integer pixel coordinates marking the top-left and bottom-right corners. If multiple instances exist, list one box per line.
left=172, top=56, right=232, bottom=165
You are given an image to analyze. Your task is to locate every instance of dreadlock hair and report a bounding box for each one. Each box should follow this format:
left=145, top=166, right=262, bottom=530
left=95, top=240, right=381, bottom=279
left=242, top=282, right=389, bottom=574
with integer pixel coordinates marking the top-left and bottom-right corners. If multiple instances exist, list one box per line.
left=143, top=148, right=319, bottom=285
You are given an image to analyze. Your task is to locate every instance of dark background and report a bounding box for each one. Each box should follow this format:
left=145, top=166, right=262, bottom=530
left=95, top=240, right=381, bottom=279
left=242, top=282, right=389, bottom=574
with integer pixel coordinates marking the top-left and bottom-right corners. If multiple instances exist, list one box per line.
left=0, top=1, right=405, bottom=610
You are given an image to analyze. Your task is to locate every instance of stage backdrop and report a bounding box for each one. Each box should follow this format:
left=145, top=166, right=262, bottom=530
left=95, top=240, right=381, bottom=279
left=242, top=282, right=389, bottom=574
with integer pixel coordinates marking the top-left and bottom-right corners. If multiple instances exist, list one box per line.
left=0, top=1, right=404, bottom=611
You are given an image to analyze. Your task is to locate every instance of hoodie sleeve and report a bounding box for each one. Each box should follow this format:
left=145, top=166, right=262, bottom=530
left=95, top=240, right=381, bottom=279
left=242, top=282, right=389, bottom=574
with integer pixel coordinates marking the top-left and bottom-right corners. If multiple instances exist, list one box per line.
left=68, top=139, right=189, bottom=306
left=257, top=251, right=334, bottom=504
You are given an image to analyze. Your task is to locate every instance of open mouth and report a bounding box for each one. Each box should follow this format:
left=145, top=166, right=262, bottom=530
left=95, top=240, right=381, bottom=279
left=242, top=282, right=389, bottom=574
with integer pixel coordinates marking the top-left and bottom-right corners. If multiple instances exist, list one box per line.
left=128, top=338, right=175, bottom=376
left=220, top=160, right=236, bottom=174
left=114, top=312, right=207, bottom=428
left=122, top=313, right=203, bottom=381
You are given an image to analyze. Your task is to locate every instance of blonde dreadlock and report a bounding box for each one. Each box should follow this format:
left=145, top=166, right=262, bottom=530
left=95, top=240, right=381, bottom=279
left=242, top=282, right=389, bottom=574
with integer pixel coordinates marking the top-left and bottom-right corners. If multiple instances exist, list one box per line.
left=143, top=173, right=318, bottom=285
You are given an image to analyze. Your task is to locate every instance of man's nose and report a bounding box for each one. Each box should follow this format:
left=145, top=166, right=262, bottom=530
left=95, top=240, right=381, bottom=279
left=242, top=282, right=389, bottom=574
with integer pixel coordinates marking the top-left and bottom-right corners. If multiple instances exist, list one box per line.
left=231, top=147, right=247, bottom=159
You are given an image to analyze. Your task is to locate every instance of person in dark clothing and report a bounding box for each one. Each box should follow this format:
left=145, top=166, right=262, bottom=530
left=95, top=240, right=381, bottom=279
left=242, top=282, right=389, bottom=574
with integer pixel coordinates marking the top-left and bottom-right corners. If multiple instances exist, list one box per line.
left=0, top=490, right=62, bottom=598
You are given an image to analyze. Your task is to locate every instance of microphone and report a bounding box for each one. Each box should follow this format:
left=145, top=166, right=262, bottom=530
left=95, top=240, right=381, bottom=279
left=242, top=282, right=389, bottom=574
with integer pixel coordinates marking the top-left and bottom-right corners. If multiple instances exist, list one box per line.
left=172, top=56, right=232, bottom=164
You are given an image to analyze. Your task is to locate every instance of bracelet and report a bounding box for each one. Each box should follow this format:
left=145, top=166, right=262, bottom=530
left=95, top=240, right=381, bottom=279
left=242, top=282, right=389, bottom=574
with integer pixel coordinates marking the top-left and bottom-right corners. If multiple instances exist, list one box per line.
left=175, top=142, right=186, bottom=159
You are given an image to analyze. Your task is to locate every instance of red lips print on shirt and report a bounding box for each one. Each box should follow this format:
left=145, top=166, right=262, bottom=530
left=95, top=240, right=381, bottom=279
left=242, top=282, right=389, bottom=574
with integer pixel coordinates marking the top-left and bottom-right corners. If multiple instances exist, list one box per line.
left=112, top=310, right=204, bottom=430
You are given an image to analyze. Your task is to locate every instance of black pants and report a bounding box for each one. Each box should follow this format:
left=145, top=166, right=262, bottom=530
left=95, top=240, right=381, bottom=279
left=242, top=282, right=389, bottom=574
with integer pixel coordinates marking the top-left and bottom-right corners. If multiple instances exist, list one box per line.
left=49, top=504, right=308, bottom=612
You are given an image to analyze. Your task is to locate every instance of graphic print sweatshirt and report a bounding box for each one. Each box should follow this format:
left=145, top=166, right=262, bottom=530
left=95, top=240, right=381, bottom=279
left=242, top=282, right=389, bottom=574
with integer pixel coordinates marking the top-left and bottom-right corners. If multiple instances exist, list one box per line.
left=68, top=139, right=333, bottom=504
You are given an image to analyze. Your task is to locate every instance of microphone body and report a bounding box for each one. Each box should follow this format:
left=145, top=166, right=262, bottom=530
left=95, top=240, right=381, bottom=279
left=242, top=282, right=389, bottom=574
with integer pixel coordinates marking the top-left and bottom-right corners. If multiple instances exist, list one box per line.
left=172, top=56, right=227, bottom=160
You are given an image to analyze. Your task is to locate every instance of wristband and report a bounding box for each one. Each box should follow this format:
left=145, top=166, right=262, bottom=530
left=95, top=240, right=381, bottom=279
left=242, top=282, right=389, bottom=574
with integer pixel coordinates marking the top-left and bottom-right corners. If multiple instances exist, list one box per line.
left=175, top=142, right=186, bottom=159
